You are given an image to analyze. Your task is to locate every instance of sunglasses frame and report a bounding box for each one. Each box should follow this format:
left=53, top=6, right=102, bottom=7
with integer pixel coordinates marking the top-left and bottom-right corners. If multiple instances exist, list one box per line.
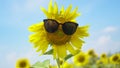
left=43, top=19, right=78, bottom=35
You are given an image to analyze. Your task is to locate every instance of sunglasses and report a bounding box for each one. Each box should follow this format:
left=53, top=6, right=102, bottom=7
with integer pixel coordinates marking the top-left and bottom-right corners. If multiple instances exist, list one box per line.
left=43, top=19, right=78, bottom=35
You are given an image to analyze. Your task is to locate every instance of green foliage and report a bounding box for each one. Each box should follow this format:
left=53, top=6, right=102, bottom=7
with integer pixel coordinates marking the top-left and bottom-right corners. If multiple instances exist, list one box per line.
left=32, top=60, right=50, bottom=68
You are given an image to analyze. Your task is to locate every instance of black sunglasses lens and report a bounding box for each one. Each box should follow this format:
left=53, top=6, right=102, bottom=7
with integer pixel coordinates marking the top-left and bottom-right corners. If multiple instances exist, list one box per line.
left=62, top=22, right=78, bottom=35
left=43, top=19, right=59, bottom=33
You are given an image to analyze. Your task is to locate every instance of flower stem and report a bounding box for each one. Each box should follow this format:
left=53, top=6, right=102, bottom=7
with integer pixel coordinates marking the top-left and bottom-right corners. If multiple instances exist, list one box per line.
left=114, top=64, right=116, bottom=68
left=56, top=58, right=60, bottom=68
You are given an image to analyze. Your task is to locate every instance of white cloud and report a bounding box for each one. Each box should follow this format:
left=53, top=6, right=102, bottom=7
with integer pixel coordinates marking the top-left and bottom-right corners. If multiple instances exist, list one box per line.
left=103, top=26, right=117, bottom=33
left=83, top=26, right=119, bottom=55
left=6, top=52, right=17, bottom=63
left=97, top=35, right=111, bottom=45
left=84, top=35, right=112, bottom=54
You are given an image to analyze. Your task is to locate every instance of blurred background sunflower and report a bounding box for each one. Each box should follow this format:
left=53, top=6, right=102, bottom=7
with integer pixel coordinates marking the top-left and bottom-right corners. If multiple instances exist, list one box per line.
left=16, top=58, right=30, bottom=68
left=100, top=53, right=109, bottom=64
left=110, top=54, right=120, bottom=64
left=73, top=52, right=89, bottom=66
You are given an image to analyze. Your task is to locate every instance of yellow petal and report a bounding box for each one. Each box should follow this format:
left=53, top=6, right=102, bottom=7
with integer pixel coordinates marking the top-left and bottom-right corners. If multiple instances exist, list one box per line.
left=64, top=5, right=72, bottom=18
left=53, top=2, right=58, bottom=15
left=29, top=31, right=46, bottom=44
left=70, top=37, right=84, bottom=49
left=29, top=33, right=41, bottom=43
left=48, top=0, right=53, bottom=13
left=72, top=7, right=78, bottom=16
left=28, top=22, right=44, bottom=32
left=76, top=25, right=89, bottom=38
left=65, top=43, right=76, bottom=55
left=36, top=40, right=49, bottom=53
left=53, top=45, right=57, bottom=59
left=60, top=6, right=65, bottom=16
left=69, top=13, right=80, bottom=20
left=34, top=40, right=45, bottom=49
left=41, top=7, right=50, bottom=18
left=34, top=36, right=47, bottom=48
left=66, top=7, right=78, bottom=20
left=41, top=43, right=49, bottom=54
left=53, top=45, right=67, bottom=58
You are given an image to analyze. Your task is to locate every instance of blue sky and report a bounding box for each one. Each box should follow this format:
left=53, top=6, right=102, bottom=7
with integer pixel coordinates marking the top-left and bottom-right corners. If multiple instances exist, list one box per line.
left=0, top=0, right=120, bottom=68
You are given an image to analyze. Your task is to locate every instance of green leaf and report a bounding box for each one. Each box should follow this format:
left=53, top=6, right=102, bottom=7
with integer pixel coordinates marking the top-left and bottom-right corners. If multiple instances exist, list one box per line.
left=43, top=49, right=53, bottom=55
left=64, top=54, right=73, bottom=61
left=32, top=60, right=50, bottom=68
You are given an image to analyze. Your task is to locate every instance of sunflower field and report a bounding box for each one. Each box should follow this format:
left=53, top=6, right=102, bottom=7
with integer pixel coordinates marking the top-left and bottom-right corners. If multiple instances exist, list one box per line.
left=16, top=49, right=120, bottom=68
left=14, top=0, right=120, bottom=68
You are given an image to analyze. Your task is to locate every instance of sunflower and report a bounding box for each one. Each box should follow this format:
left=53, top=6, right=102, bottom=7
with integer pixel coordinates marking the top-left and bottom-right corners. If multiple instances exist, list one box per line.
left=87, top=49, right=97, bottom=58
left=73, top=52, right=89, bottom=66
left=16, top=58, right=30, bottom=68
left=87, top=49, right=94, bottom=56
left=62, top=62, right=74, bottom=68
left=96, top=60, right=103, bottom=64
left=87, top=49, right=98, bottom=65
left=29, top=0, right=89, bottom=59
left=96, top=60, right=104, bottom=68
left=110, top=54, right=120, bottom=64
left=101, top=53, right=107, bottom=58
left=100, top=53, right=108, bottom=64
left=118, top=54, right=120, bottom=64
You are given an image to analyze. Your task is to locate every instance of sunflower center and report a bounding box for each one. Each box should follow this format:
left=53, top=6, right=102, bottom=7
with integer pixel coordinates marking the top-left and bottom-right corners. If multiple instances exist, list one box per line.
left=78, top=55, right=85, bottom=62
left=47, top=29, right=71, bottom=45
left=88, top=51, right=94, bottom=56
left=113, top=55, right=119, bottom=61
left=19, top=61, right=27, bottom=67
left=102, top=54, right=106, bottom=58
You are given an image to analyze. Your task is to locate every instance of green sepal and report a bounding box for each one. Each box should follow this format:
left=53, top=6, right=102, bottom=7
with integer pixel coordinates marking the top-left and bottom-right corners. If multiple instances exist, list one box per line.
left=64, top=54, right=73, bottom=61
left=44, top=49, right=53, bottom=55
